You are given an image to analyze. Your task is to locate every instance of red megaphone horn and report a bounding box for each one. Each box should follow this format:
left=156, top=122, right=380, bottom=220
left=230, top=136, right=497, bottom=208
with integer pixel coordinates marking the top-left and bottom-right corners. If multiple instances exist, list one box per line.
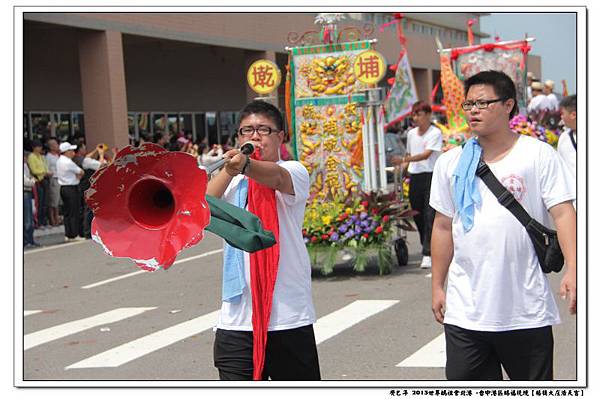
left=85, top=142, right=212, bottom=271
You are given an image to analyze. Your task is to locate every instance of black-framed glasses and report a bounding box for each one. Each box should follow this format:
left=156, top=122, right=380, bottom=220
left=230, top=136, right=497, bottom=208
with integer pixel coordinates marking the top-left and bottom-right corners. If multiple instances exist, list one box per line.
left=461, top=98, right=507, bottom=111
left=238, top=125, right=279, bottom=136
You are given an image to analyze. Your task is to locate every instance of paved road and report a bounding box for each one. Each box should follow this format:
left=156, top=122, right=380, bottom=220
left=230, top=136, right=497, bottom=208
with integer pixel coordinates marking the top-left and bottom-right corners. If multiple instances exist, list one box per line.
left=21, top=230, right=577, bottom=382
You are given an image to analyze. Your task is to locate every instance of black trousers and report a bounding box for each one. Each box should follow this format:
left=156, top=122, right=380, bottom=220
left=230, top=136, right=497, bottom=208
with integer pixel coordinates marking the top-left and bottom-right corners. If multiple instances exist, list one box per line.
left=444, top=324, right=554, bottom=381
left=60, top=185, right=81, bottom=239
left=408, top=172, right=434, bottom=256
left=213, top=325, right=321, bottom=380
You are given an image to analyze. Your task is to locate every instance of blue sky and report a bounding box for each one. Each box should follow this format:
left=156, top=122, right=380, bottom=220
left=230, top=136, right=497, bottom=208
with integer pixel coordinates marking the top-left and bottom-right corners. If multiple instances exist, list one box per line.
left=480, top=13, right=577, bottom=95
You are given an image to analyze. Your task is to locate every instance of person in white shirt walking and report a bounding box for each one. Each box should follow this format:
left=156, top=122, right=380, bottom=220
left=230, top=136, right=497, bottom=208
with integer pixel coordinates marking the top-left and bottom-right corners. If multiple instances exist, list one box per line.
left=206, top=100, right=320, bottom=380
left=56, top=142, right=84, bottom=241
left=392, top=101, right=443, bottom=268
left=430, top=70, right=576, bottom=380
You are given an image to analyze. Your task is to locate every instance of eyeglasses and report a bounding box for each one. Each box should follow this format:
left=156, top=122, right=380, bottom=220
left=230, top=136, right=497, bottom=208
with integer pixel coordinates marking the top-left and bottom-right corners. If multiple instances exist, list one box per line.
left=238, top=125, right=279, bottom=136
left=461, top=98, right=507, bottom=111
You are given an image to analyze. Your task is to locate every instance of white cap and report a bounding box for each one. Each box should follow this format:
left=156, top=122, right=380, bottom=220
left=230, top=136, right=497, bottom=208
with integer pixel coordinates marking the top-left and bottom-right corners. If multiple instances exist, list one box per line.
left=59, top=142, right=77, bottom=153
left=531, top=81, right=543, bottom=90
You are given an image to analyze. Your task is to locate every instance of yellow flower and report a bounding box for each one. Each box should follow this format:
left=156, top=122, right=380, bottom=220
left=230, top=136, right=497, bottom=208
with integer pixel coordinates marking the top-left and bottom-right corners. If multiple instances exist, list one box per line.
left=345, top=207, right=353, bottom=214
left=321, top=215, right=332, bottom=225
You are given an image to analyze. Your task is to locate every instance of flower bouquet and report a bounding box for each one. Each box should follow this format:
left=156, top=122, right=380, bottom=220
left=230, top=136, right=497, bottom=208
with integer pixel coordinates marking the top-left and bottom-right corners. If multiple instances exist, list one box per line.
left=509, top=114, right=561, bottom=148
left=303, top=191, right=416, bottom=276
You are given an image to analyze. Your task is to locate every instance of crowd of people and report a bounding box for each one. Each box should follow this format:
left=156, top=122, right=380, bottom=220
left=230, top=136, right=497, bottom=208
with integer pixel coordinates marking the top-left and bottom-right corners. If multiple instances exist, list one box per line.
left=23, top=137, right=114, bottom=247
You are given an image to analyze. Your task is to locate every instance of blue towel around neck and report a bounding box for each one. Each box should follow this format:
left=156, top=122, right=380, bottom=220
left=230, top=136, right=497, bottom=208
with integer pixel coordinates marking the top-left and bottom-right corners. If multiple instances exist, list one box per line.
left=221, top=178, right=248, bottom=303
left=452, top=138, right=482, bottom=232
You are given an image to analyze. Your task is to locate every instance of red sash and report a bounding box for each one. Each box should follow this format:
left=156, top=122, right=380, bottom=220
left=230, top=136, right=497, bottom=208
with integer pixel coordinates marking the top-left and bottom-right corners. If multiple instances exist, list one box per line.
left=247, top=154, right=280, bottom=380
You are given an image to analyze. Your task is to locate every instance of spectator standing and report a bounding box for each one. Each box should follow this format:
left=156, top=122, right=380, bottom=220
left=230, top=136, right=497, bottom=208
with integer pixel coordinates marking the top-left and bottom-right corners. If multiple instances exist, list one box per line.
left=45, top=138, right=61, bottom=226
left=74, top=143, right=106, bottom=238
left=27, top=140, right=51, bottom=228
left=24, top=157, right=40, bottom=248
left=527, top=81, right=552, bottom=119
left=392, top=101, right=443, bottom=268
left=543, top=80, right=561, bottom=111
left=430, top=70, right=576, bottom=380
left=57, top=142, right=84, bottom=241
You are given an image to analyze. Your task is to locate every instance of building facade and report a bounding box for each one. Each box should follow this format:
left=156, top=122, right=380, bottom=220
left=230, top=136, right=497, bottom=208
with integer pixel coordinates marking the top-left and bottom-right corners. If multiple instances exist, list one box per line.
left=23, top=12, right=541, bottom=149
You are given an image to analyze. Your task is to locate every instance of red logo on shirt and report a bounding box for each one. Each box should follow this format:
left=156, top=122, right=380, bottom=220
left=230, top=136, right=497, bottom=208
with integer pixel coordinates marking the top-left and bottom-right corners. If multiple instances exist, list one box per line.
left=500, top=174, right=527, bottom=202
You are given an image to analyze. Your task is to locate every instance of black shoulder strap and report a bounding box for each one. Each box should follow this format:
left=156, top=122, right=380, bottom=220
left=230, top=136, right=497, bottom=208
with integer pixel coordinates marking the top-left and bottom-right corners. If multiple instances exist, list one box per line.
left=569, top=130, right=577, bottom=150
left=475, top=158, right=533, bottom=229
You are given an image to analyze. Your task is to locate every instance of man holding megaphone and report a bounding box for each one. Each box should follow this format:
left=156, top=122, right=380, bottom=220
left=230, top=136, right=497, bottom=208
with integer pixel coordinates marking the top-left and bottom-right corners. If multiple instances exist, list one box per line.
left=206, top=100, right=321, bottom=381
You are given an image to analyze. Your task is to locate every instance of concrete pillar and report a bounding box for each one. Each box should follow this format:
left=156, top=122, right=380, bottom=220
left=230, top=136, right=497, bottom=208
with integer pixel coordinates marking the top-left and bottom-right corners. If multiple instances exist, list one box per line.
left=243, top=50, right=280, bottom=108
left=78, top=30, right=129, bottom=150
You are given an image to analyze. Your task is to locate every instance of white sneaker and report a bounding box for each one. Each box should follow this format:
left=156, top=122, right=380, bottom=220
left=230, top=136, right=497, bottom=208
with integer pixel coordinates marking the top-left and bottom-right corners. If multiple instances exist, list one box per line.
left=420, top=256, right=432, bottom=269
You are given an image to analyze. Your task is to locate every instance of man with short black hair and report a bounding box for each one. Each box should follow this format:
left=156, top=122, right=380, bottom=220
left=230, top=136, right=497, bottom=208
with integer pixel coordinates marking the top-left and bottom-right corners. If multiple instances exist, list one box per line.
left=430, top=70, right=576, bottom=380
left=392, top=101, right=443, bottom=268
left=207, top=100, right=320, bottom=381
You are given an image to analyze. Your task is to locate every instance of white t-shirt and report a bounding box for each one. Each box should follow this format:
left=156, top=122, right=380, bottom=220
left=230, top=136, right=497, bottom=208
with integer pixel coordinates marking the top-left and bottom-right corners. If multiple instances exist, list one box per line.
left=216, top=160, right=316, bottom=331
left=546, top=93, right=560, bottom=112
left=56, top=155, right=83, bottom=186
left=557, top=129, right=576, bottom=182
left=406, top=125, right=443, bottom=174
left=429, top=135, right=575, bottom=332
left=45, top=152, right=60, bottom=175
left=82, top=157, right=102, bottom=171
left=527, top=94, right=552, bottom=113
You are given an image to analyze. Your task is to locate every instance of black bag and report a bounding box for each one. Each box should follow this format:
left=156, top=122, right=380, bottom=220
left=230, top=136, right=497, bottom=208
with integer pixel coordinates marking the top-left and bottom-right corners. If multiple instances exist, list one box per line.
left=475, top=160, right=564, bottom=273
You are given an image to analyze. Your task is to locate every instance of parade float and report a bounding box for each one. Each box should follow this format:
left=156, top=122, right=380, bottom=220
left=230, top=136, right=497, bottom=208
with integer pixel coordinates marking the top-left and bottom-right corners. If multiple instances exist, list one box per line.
left=434, top=22, right=562, bottom=149
left=285, top=13, right=416, bottom=276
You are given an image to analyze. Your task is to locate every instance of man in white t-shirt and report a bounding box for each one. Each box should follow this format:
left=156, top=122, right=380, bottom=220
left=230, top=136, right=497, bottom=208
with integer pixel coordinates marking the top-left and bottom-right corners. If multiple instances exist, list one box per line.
left=206, top=101, right=320, bottom=380
left=557, top=95, right=576, bottom=187
left=392, top=101, right=443, bottom=268
left=56, top=142, right=84, bottom=241
left=430, top=71, right=576, bottom=380
left=527, top=81, right=552, bottom=118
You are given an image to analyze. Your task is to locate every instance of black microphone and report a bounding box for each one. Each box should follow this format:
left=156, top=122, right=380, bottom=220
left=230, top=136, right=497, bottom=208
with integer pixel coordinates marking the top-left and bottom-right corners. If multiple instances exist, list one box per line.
left=205, top=142, right=256, bottom=174
left=239, top=141, right=256, bottom=155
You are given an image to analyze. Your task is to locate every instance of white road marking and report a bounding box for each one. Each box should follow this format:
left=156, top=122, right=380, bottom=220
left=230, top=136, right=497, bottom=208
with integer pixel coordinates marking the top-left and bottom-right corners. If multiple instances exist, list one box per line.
left=65, top=310, right=220, bottom=369
left=24, top=310, right=42, bottom=317
left=314, top=300, right=399, bottom=344
left=24, top=307, right=156, bottom=351
left=396, top=332, right=446, bottom=368
left=81, top=249, right=224, bottom=289
left=65, top=300, right=400, bottom=369
left=24, top=240, right=88, bottom=255
left=426, top=273, right=432, bottom=278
